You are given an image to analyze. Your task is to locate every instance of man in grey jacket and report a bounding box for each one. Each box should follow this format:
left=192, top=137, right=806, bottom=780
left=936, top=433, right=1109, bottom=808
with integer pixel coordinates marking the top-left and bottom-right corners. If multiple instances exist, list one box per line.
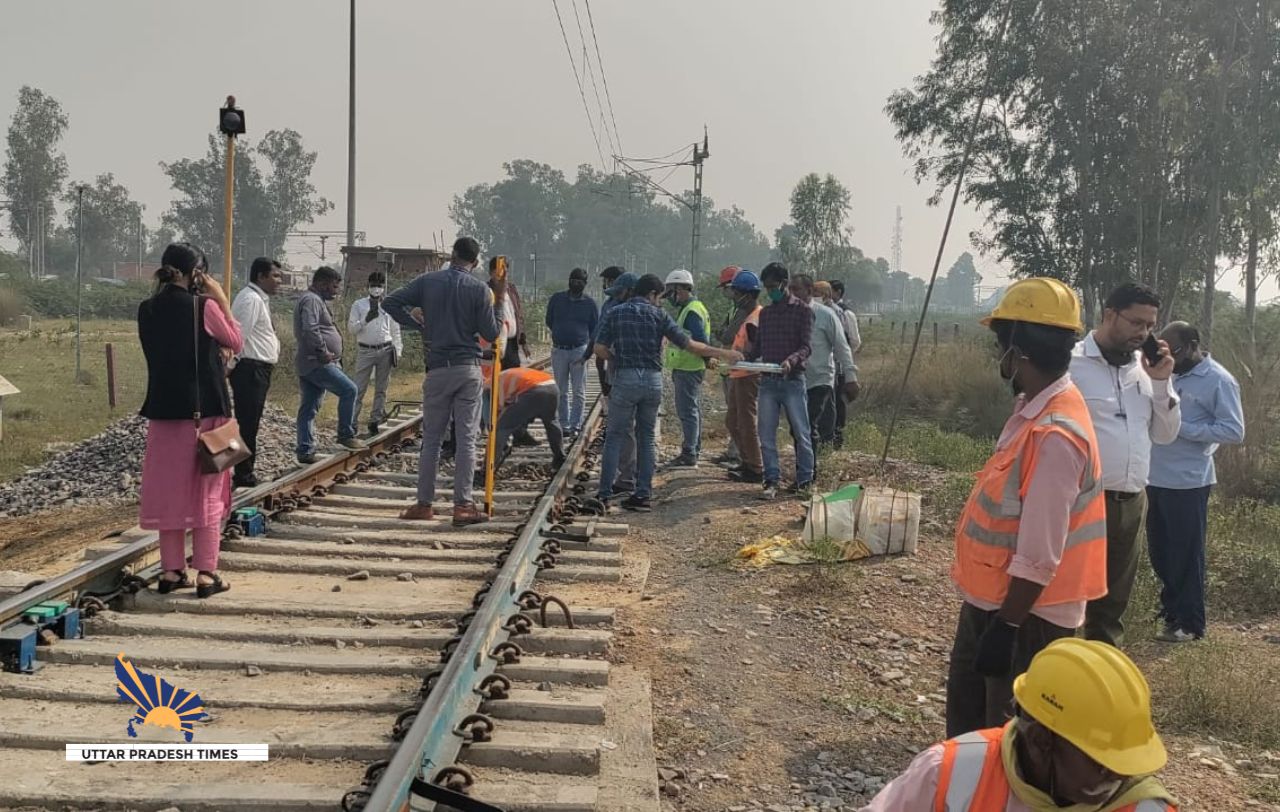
left=293, top=266, right=365, bottom=463
left=383, top=237, right=503, bottom=527
left=795, top=275, right=856, bottom=452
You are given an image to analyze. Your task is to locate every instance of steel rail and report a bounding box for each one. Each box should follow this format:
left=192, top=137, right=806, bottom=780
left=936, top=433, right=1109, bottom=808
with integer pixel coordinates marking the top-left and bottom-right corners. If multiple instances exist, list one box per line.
left=0, top=357, right=552, bottom=627
left=360, top=394, right=605, bottom=812
left=0, top=414, right=424, bottom=626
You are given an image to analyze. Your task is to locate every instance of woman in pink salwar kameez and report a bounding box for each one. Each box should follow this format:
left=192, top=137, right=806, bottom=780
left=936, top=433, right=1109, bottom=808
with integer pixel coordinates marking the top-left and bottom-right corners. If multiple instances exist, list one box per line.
left=137, top=243, right=243, bottom=599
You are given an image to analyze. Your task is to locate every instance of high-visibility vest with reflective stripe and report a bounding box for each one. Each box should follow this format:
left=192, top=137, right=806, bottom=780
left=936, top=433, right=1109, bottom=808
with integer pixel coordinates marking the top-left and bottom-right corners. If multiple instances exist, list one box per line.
left=491, top=368, right=553, bottom=407
left=728, top=305, right=763, bottom=379
left=936, top=728, right=1175, bottom=812
left=664, top=299, right=711, bottom=371
left=951, top=383, right=1108, bottom=607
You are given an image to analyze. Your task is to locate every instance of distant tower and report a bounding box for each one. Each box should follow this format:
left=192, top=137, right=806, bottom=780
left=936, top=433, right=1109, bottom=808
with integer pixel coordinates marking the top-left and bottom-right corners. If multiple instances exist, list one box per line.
left=891, top=205, right=903, bottom=276
left=892, top=205, right=905, bottom=303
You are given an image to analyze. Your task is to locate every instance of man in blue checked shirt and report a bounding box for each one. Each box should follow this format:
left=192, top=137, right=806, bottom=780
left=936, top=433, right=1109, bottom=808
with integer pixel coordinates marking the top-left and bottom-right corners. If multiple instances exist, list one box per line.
left=593, top=273, right=742, bottom=512
left=1147, top=321, right=1245, bottom=643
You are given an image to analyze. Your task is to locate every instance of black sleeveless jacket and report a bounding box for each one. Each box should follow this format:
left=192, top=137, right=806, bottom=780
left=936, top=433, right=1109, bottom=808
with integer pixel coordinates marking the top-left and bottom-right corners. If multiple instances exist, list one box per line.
left=137, top=285, right=232, bottom=420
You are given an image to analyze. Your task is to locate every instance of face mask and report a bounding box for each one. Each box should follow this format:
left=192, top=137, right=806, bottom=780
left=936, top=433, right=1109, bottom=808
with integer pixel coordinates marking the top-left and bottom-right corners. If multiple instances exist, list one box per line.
left=569, top=280, right=586, bottom=295
left=998, top=346, right=1024, bottom=395
left=369, top=287, right=385, bottom=298
left=767, top=288, right=785, bottom=304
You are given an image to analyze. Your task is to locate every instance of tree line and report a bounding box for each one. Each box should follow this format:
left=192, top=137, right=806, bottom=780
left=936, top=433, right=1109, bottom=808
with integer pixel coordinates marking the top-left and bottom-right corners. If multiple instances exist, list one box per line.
left=888, top=0, right=1280, bottom=347
left=1, top=86, right=331, bottom=280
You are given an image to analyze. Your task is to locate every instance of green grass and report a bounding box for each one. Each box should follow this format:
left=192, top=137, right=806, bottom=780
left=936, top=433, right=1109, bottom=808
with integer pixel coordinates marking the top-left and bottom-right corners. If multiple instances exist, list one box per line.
left=841, top=418, right=993, bottom=473
left=1144, top=637, right=1280, bottom=750
left=0, top=317, right=430, bottom=483
left=0, top=321, right=148, bottom=481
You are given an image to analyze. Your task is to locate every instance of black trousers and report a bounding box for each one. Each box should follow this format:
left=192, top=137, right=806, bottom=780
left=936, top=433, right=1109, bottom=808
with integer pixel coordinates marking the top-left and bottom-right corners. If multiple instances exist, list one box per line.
left=944, top=602, right=1074, bottom=738
left=229, top=359, right=274, bottom=479
left=502, top=340, right=522, bottom=370
left=1147, top=485, right=1212, bottom=637
left=806, top=384, right=836, bottom=449
left=833, top=373, right=849, bottom=447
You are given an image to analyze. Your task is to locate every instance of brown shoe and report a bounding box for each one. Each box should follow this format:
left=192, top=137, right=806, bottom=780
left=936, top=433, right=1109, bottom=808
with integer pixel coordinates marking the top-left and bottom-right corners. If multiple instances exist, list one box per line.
left=452, top=504, right=489, bottom=527
left=399, top=503, right=435, bottom=521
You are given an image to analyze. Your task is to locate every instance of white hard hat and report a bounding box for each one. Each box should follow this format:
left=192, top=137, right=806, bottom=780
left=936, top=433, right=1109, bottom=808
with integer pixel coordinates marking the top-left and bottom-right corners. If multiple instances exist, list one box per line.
left=665, top=269, right=694, bottom=287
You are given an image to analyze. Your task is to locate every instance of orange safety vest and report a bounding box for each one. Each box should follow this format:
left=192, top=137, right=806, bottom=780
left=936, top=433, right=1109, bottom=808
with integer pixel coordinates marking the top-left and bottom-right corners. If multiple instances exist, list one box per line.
left=951, top=383, right=1107, bottom=607
left=728, top=305, right=763, bottom=379
left=936, top=728, right=1175, bottom=812
left=489, top=367, right=553, bottom=407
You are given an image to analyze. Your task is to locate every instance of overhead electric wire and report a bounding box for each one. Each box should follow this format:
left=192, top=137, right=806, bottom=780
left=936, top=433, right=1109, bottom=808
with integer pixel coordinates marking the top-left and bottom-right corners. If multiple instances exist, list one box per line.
left=570, top=0, right=619, bottom=156
left=552, top=0, right=609, bottom=169
left=879, top=0, right=1018, bottom=468
left=583, top=0, right=624, bottom=155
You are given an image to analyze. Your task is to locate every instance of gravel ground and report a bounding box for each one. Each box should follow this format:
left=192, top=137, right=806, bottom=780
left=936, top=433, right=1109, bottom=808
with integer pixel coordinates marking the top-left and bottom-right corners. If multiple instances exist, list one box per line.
left=615, top=421, right=1271, bottom=812
left=0, top=405, right=302, bottom=517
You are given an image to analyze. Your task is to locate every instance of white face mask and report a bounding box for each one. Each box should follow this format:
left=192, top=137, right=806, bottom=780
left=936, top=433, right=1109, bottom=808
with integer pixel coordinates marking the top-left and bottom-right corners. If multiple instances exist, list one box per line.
left=369, top=287, right=385, bottom=298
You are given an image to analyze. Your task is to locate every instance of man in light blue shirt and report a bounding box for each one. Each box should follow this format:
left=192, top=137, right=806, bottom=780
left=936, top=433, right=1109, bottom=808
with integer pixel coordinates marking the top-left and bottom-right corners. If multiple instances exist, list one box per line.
left=1147, top=321, right=1244, bottom=643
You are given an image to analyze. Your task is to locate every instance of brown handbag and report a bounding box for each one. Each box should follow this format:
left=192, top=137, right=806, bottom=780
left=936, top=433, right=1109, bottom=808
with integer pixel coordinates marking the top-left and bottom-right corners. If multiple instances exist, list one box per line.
left=192, top=295, right=251, bottom=474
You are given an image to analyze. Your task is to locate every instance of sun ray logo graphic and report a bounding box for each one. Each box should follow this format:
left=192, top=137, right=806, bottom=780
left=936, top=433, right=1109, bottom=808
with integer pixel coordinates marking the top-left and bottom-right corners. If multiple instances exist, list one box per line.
left=114, top=653, right=207, bottom=743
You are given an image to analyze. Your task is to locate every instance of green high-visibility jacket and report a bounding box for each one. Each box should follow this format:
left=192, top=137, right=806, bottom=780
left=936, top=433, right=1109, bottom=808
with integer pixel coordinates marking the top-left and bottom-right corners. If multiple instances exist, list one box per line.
left=664, top=298, right=710, bottom=371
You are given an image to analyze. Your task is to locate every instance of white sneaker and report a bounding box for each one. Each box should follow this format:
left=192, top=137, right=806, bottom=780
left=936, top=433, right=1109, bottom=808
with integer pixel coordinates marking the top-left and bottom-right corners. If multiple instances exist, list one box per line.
left=1155, top=626, right=1198, bottom=643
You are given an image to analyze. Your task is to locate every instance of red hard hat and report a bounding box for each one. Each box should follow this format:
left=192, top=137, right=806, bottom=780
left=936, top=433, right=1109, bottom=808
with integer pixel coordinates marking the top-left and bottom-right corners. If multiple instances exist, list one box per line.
left=719, top=266, right=741, bottom=286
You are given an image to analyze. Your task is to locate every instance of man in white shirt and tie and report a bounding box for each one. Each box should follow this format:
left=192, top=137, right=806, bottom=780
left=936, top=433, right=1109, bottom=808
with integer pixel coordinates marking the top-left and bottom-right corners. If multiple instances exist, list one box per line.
left=348, top=270, right=403, bottom=436
left=228, top=258, right=284, bottom=489
left=1069, top=282, right=1181, bottom=647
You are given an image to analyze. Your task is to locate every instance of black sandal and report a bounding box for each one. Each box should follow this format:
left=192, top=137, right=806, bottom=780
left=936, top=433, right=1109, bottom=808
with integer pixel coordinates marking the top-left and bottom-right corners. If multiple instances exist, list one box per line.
left=156, top=570, right=192, bottom=594
left=196, top=571, right=230, bottom=599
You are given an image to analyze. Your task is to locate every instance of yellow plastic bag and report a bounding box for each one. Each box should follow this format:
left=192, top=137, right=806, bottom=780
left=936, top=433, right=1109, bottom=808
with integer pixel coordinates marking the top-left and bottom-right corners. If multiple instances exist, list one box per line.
left=735, top=535, right=811, bottom=568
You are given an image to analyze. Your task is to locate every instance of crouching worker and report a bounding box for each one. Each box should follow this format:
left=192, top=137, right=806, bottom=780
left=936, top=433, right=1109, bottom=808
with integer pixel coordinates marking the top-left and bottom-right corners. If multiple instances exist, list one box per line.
left=861, top=638, right=1177, bottom=812
left=474, top=367, right=566, bottom=487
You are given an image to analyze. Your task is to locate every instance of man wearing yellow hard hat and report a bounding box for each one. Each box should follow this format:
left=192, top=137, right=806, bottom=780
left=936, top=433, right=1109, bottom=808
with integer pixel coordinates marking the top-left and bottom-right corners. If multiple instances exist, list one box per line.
left=862, top=638, right=1176, bottom=811
left=946, top=278, right=1110, bottom=737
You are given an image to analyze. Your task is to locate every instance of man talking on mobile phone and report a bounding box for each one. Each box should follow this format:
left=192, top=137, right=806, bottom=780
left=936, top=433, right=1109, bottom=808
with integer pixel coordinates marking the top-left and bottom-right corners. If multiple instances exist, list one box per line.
left=1068, top=283, right=1181, bottom=648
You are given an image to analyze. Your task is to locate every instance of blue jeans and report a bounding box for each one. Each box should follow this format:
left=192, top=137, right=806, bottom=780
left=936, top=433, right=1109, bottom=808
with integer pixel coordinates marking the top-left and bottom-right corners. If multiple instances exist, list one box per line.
left=1146, top=485, right=1211, bottom=637
left=297, top=363, right=358, bottom=455
left=552, top=345, right=589, bottom=432
left=597, top=369, right=661, bottom=501
left=757, top=376, right=814, bottom=486
left=671, top=369, right=704, bottom=458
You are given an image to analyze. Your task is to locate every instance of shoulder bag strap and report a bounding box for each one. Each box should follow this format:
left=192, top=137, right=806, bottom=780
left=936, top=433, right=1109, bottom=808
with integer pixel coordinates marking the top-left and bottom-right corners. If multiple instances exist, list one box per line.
left=193, top=293, right=202, bottom=431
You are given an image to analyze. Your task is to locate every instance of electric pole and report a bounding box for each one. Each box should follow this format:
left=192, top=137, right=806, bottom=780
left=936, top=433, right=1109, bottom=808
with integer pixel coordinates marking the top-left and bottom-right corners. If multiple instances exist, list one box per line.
left=137, top=215, right=144, bottom=277
left=690, top=129, right=709, bottom=276
left=74, top=186, right=84, bottom=382
left=345, top=0, right=357, bottom=263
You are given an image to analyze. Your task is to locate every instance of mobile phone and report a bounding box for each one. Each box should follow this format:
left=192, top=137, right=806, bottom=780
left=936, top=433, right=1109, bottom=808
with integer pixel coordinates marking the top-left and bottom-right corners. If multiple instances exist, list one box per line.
left=1142, top=334, right=1162, bottom=366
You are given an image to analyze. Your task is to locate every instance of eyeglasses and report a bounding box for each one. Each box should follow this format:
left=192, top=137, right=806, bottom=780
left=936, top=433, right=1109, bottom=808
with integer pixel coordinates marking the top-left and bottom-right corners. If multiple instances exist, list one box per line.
left=1115, top=311, right=1157, bottom=332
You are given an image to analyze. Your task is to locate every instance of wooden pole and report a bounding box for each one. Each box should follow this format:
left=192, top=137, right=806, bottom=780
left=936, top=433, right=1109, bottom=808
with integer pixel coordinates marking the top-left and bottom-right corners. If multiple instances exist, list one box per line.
left=105, top=343, right=117, bottom=409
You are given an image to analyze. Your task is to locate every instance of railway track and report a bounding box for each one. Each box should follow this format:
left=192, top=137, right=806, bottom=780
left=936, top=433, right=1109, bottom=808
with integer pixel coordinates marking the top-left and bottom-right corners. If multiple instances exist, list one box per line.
left=0, top=364, right=654, bottom=811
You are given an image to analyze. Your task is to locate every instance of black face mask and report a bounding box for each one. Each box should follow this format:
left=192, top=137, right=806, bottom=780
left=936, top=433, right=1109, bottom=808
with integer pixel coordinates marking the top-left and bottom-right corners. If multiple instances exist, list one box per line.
left=568, top=280, right=586, bottom=295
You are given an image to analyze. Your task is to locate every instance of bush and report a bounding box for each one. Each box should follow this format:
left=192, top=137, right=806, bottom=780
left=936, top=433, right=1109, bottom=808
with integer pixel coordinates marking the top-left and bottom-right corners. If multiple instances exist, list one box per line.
left=856, top=341, right=1011, bottom=439
left=0, top=286, right=23, bottom=325
left=11, top=278, right=153, bottom=320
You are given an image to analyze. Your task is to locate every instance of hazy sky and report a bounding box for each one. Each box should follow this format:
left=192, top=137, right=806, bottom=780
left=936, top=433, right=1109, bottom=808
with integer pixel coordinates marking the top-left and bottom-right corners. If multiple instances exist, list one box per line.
left=0, top=0, right=1266, bottom=301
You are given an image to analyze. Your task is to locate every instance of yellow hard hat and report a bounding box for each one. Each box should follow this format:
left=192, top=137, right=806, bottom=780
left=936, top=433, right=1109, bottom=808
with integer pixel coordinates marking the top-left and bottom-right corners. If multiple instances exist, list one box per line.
left=1013, top=638, right=1166, bottom=777
left=981, top=277, right=1084, bottom=334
